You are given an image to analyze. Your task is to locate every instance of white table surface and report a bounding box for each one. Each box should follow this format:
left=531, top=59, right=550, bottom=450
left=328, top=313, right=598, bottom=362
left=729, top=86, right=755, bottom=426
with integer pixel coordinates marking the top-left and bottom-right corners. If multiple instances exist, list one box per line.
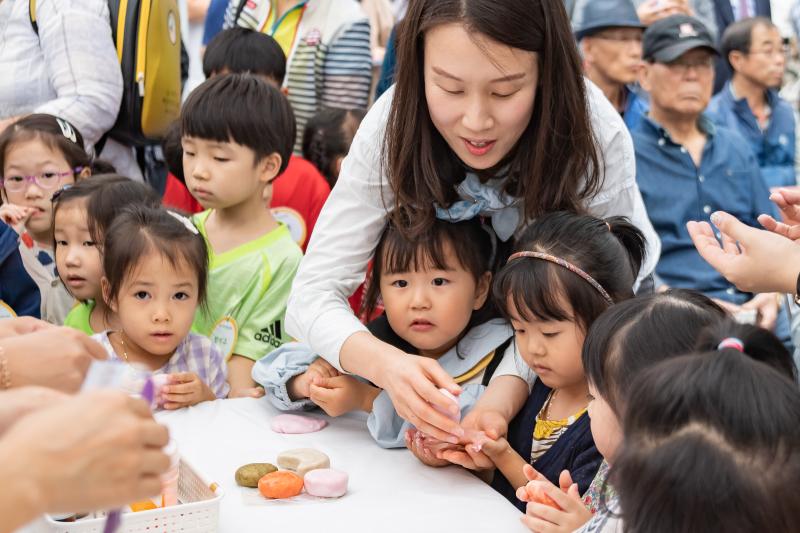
left=154, top=397, right=528, bottom=533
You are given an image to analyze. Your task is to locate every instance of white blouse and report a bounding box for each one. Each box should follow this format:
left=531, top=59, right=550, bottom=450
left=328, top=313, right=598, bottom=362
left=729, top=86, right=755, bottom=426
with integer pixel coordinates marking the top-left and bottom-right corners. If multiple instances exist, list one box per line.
left=286, top=80, right=661, bottom=371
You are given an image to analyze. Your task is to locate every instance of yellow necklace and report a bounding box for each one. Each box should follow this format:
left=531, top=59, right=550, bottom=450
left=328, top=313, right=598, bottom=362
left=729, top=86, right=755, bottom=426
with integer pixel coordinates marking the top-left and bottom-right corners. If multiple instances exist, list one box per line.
left=116, top=331, right=130, bottom=362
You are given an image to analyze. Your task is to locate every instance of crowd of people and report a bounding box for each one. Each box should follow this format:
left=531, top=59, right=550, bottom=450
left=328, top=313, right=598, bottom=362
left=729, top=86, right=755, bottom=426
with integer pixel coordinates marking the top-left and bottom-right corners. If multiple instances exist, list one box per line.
left=1, top=0, right=800, bottom=531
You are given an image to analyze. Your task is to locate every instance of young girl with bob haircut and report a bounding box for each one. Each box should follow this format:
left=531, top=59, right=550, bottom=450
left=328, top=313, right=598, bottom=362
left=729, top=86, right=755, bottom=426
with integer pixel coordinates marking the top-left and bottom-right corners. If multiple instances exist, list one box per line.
left=517, top=290, right=726, bottom=532
left=285, top=0, right=661, bottom=445
left=54, top=176, right=161, bottom=334
left=0, top=114, right=112, bottom=323
left=612, top=331, right=799, bottom=533
left=255, top=217, right=516, bottom=448
left=459, top=211, right=646, bottom=511
left=93, top=205, right=229, bottom=408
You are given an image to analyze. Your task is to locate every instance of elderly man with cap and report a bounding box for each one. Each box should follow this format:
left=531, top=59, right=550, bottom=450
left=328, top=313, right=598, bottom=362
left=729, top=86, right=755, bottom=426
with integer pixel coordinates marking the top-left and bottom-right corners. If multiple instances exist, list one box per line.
left=632, top=14, right=792, bottom=347
left=575, top=0, right=648, bottom=130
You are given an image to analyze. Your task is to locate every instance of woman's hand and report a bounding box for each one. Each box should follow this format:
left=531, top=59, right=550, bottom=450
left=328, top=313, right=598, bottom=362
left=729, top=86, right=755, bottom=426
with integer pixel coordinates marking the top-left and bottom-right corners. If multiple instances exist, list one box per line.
left=2, top=327, right=107, bottom=392
left=637, top=0, right=692, bottom=25
left=438, top=409, right=508, bottom=470
left=0, top=317, right=53, bottom=339
left=0, top=386, right=68, bottom=436
left=687, top=212, right=800, bottom=294
left=0, top=391, right=170, bottom=524
left=378, top=352, right=464, bottom=444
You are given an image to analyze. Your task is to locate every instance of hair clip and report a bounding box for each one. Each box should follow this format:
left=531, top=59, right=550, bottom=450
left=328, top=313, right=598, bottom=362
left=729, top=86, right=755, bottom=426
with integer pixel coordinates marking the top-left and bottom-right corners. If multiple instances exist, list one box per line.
left=50, top=184, right=73, bottom=202
left=167, top=210, right=199, bottom=235
left=506, top=251, right=614, bottom=305
left=56, top=117, right=78, bottom=144
left=717, top=337, right=744, bottom=352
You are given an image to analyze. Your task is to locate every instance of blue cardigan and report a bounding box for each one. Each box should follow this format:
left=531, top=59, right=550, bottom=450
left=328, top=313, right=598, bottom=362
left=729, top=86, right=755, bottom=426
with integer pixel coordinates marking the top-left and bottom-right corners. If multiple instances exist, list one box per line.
left=491, top=379, right=602, bottom=512
left=0, top=221, right=40, bottom=318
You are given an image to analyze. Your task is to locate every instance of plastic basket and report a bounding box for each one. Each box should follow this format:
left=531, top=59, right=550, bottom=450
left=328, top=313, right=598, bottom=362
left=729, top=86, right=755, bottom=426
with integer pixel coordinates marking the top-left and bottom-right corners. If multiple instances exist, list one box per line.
left=44, top=458, right=223, bottom=533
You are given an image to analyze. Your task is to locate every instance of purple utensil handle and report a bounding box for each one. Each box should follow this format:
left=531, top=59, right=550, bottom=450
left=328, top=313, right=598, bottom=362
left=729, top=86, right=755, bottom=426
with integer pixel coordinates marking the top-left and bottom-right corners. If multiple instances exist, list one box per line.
left=102, top=377, right=155, bottom=533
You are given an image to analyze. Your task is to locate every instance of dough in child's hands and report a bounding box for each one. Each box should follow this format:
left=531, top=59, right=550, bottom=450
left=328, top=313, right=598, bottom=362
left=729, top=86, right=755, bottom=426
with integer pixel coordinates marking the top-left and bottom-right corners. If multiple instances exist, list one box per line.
left=304, top=468, right=348, bottom=498
left=277, top=448, right=331, bottom=477
left=258, top=471, right=304, bottom=499
left=235, top=463, right=278, bottom=487
left=270, top=413, right=328, bottom=434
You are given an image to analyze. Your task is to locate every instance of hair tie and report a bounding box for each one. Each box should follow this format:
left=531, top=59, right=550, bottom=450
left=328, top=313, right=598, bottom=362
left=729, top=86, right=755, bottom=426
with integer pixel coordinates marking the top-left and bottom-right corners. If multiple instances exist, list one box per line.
left=506, top=251, right=614, bottom=305
left=717, top=337, right=744, bottom=352
left=167, top=211, right=199, bottom=235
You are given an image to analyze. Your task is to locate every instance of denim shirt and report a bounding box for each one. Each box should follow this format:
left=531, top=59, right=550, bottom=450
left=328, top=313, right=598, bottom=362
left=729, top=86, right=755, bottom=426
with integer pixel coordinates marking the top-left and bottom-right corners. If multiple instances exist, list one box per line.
left=707, top=82, right=796, bottom=189
left=632, top=114, right=778, bottom=304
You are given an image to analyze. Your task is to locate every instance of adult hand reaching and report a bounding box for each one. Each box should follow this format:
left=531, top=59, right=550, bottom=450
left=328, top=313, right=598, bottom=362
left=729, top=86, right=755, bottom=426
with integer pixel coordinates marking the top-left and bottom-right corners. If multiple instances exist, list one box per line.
left=758, top=188, right=800, bottom=240
left=687, top=212, right=800, bottom=294
left=1, top=327, right=107, bottom=392
left=0, top=391, right=170, bottom=532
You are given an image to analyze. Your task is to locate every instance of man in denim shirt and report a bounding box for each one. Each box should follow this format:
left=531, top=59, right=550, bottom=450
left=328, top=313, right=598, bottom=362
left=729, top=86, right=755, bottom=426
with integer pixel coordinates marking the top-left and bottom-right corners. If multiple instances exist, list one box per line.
left=707, top=17, right=796, bottom=190
left=632, top=15, right=791, bottom=344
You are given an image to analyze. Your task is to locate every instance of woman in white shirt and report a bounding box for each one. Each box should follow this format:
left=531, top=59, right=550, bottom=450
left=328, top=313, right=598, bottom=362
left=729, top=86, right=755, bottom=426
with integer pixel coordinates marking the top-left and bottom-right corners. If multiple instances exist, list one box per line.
left=0, top=0, right=141, bottom=180
left=286, top=0, right=660, bottom=445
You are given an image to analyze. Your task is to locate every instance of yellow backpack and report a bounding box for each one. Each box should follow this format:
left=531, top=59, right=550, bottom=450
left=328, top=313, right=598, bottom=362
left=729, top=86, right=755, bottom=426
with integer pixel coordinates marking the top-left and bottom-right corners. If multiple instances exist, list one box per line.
left=29, top=0, right=182, bottom=146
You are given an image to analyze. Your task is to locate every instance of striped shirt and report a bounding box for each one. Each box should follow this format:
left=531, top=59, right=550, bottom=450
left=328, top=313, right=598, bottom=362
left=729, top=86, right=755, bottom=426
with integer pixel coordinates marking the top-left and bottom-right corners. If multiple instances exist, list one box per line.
left=224, top=0, right=372, bottom=152
left=92, top=331, right=230, bottom=400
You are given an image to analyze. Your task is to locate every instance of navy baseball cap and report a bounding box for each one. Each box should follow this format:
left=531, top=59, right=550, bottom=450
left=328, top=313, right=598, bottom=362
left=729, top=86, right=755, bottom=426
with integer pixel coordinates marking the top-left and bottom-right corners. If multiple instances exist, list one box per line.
left=643, top=15, right=718, bottom=63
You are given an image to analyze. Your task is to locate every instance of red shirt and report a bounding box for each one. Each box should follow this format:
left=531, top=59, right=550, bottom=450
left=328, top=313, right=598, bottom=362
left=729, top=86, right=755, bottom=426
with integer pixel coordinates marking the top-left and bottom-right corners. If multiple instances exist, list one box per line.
left=271, top=156, right=331, bottom=251
left=161, top=156, right=331, bottom=251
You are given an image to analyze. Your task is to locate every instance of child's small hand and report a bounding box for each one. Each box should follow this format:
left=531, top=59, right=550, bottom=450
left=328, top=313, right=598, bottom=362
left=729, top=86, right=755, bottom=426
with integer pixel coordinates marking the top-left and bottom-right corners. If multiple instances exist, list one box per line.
left=0, top=203, right=34, bottom=232
left=439, top=408, right=508, bottom=470
left=162, top=372, right=216, bottom=409
left=519, top=478, right=592, bottom=533
left=287, top=358, right=340, bottom=400
left=404, top=429, right=452, bottom=467
left=308, top=375, right=379, bottom=417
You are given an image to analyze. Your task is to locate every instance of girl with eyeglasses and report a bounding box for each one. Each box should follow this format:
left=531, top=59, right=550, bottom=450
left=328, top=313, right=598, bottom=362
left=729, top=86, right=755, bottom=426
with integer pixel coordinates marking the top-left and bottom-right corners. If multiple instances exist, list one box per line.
left=0, top=114, right=111, bottom=323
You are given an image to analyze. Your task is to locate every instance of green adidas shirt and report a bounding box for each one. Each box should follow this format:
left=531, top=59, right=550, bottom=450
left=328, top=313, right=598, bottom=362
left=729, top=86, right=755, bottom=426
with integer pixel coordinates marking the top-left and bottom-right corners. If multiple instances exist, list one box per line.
left=191, top=210, right=303, bottom=361
left=63, top=300, right=96, bottom=336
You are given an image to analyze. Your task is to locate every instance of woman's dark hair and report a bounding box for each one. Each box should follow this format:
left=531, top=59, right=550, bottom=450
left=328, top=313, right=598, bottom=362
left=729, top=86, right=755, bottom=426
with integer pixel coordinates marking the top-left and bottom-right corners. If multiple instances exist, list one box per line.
left=103, top=205, right=209, bottom=307
left=0, top=114, right=113, bottom=179
left=363, top=215, right=497, bottom=324
left=384, top=0, right=602, bottom=238
left=302, top=108, right=366, bottom=188
left=181, top=73, right=296, bottom=174
left=613, top=352, right=800, bottom=533
left=202, top=27, right=286, bottom=83
left=582, top=289, right=726, bottom=414
left=51, top=175, right=161, bottom=248
left=694, top=318, right=797, bottom=382
left=493, top=211, right=645, bottom=332
left=162, top=121, right=184, bottom=183
left=721, top=16, right=777, bottom=69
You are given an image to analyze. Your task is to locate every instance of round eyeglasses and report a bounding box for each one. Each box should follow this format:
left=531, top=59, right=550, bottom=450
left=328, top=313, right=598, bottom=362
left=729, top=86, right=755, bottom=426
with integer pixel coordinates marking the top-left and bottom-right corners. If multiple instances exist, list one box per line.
left=0, top=167, right=84, bottom=193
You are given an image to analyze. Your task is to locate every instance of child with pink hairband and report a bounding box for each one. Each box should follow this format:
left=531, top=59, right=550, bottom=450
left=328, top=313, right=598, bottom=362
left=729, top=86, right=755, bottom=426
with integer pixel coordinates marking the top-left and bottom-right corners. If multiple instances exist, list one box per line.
left=415, top=211, right=648, bottom=512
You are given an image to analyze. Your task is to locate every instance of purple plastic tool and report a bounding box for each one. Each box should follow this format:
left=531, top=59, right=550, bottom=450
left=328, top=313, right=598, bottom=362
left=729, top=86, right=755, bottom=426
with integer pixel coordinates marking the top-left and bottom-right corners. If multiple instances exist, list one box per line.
left=103, top=377, right=155, bottom=533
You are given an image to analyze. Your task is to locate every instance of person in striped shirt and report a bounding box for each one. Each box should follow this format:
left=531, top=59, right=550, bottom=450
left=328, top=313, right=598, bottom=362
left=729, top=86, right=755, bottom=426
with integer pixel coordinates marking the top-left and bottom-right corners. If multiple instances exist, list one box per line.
left=222, top=0, right=373, bottom=153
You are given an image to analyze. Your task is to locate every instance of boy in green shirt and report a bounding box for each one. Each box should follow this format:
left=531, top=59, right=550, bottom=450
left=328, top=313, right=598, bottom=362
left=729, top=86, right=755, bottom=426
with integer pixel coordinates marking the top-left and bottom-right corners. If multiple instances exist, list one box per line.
left=182, top=73, right=302, bottom=398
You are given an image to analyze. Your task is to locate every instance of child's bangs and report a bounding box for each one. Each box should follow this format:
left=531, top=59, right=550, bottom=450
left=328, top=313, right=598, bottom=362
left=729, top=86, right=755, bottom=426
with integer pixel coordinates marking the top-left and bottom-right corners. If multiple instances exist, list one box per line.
left=496, top=261, right=573, bottom=324
left=380, top=228, right=454, bottom=275
left=180, top=102, right=236, bottom=146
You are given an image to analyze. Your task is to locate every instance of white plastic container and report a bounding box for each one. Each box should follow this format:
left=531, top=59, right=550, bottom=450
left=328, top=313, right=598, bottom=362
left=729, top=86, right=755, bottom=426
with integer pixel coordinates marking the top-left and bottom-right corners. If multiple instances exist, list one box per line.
left=43, top=457, right=223, bottom=533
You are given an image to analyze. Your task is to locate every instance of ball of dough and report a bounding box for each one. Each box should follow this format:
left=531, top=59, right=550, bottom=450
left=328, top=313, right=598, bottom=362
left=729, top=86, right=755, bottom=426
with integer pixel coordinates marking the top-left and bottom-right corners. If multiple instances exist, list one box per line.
left=258, top=471, right=304, bottom=499
left=304, top=468, right=348, bottom=498
left=270, top=414, right=328, bottom=434
left=277, top=448, right=330, bottom=477
left=235, top=463, right=278, bottom=487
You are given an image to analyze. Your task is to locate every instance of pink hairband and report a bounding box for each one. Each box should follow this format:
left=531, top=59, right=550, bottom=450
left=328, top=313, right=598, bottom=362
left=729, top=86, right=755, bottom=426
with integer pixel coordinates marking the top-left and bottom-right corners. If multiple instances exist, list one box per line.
left=506, top=251, right=614, bottom=305
left=717, top=337, right=744, bottom=352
